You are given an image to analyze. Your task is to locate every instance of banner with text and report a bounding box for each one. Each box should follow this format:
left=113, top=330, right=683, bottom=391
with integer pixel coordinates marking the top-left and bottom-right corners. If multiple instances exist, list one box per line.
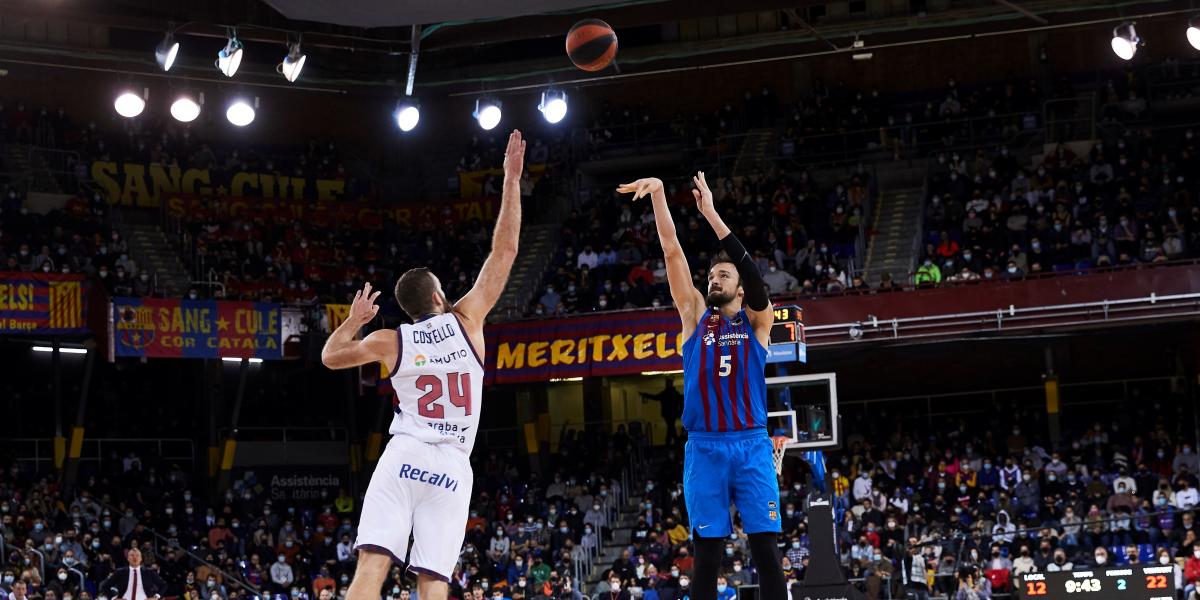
left=111, top=297, right=282, bottom=360
left=0, top=272, right=87, bottom=334
left=91, top=161, right=348, bottom=208
left=483, top=309, right=684, bottom=384
left=162, top=194, right=498, bottom=229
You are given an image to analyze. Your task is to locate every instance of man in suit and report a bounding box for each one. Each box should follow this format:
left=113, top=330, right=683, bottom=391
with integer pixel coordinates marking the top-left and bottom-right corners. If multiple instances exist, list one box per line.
left=100, top=548, right=166, bottom=600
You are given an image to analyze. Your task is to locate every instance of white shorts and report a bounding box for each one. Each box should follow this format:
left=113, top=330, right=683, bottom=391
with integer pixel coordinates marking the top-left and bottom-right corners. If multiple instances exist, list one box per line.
left=355, top=433, right=473, bottom=581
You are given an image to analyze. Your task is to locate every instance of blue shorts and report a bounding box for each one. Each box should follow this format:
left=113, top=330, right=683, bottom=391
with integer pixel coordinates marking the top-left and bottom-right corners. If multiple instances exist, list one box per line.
left=683, top=428, right=782, bottom=538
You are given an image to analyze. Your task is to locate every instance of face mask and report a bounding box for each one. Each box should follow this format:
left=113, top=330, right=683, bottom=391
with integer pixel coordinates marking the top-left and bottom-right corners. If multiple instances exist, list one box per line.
left=279, top=556, right=286, bottom=563
left=734, top=565, right=743, bottom=572
left=610, top=583, right=620, bottom=592
left=680, top=579, right=690, bottom=588
left=671, top=569, right=680, bottom=577
left=793, top=542, right=801, bottom=549
left=3, top=576, right=12, bottom=584
left=58, top=574, right=68, bottom=582
left=1095, top=555, right=1106, bottom=565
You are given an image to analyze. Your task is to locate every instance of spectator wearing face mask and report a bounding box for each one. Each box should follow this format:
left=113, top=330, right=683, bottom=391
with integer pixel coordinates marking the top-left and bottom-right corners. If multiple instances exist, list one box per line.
left=1184, top=546, right=1200, bottom=600
left=269, top=553, right=293, bottom=594
left=1175, top=445, right=1199, bottom=476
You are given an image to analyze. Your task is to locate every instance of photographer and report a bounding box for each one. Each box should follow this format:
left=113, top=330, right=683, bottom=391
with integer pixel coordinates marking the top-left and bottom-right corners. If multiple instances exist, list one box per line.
left=954, top=567, right=991, bottom=600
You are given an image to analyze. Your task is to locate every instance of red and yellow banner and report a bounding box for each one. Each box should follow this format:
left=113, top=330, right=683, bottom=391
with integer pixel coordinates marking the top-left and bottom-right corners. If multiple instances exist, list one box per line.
left=0, top=272, right=87, bottom=334
left=482, top=309, right=684, bottom=384
left=163, top=194, right=498, bottom=229
left=111, top=297, right=282, bottom=360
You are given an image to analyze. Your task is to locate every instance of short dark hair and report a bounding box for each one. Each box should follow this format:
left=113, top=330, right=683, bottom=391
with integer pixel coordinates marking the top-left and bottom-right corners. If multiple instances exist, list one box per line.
left=708, top=251, right=741, bottom=287
left=394, top=268, right=438, bottom=320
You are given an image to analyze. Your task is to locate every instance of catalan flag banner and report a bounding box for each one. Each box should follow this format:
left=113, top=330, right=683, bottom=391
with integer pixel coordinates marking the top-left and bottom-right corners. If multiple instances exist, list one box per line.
left=0, top=272, right=88, bottom=334
left=111, top=297, right=282, bottom=359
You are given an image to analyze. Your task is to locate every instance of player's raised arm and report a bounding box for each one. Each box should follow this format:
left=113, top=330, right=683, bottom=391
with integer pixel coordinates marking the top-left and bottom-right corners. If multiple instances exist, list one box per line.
left=455, top=129, right=525, bottom=326
left=321, top=282, right=399, bottom=371
left=617, top=177, right=705, bottom=327
left=693, top=171, right=774, bottom=338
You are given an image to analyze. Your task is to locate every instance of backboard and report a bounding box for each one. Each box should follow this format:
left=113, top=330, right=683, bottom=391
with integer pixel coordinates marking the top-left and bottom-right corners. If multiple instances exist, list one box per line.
left=765, top=373, right=839, bottom=451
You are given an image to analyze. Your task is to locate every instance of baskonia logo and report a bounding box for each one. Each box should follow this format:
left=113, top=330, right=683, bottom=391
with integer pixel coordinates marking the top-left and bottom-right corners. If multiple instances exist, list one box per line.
left=414, top=354, right=427, bottom=366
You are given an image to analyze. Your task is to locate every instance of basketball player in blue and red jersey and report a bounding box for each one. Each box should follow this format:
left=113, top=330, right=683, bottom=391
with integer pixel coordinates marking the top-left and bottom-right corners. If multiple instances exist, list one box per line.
left=618, top=172, right=786, bottom=600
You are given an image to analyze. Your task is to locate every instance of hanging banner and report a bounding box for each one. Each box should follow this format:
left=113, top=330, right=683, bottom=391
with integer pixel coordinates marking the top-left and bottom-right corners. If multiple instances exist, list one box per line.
left=111, top=297, right=282, bottom=359
left=162, top=194, right=498, bottom=229
left=0, top=272, right=87, bottom=334
left=90, top=161, right=346, bottom=207
left=483, top=309, right=685, bottom=384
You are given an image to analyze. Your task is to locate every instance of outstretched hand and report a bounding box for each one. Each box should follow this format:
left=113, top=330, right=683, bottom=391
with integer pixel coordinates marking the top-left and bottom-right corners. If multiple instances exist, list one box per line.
left=348, top=282, right=382, bottom=326
left=503, top=129, right=526, bottom=177
left=692, top=171, right=715, bottom=215
left=616, top=177, right=664, bottom=200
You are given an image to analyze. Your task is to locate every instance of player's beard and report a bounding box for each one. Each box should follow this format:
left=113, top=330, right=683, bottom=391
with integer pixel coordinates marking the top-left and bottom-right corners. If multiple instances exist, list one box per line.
left=706, top=287, right=736, bottom=307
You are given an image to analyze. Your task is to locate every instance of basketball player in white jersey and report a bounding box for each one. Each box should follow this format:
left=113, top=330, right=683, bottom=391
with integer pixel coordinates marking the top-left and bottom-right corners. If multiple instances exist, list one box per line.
left=320, top=129, right=525, bottom=600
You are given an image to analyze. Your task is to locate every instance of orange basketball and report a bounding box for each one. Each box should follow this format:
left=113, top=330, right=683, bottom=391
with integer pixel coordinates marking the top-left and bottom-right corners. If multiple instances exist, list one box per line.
left=566, top=19, right=618, bottom=72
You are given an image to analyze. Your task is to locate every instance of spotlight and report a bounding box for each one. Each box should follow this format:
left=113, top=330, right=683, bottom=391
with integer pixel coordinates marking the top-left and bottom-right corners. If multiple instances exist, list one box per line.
left=170, top=94, right=202, bottom=123
left=538, top=90, right=568, bottom=124
left=226, top=98, right=257, bottom=127
left=155, top=33, right=180, bottom=72
left=473, top=98, right=502, bottom=130
left=113, top=89, right=146, bottom=118
left=216, top=35, right=244, bottom=77
left=1189, top=16, right=1200, bottom=51
left=1111, top=22, right=1140, bottom=61
left=277, top=42, right=306, bottom=82
left=395, top=101, right=420, bottom=132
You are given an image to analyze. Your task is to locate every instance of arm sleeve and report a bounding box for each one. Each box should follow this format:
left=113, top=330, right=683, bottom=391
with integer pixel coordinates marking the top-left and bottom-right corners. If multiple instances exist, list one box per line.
left=719, top=232, right=769, bottom=311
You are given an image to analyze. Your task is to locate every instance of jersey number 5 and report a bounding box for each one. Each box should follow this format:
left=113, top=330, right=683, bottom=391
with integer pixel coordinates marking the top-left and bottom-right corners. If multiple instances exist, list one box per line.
left=718, top=355, right=732, bottom=377
left=415, top=373, right=472, bottom=419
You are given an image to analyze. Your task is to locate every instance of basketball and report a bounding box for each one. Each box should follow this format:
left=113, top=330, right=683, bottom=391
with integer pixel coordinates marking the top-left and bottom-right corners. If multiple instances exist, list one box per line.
left=566, top=18, right=618, bottom=72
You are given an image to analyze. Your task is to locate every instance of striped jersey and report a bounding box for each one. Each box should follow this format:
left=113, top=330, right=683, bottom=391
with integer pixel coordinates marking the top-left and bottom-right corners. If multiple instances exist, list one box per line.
left=388, top=312, right=484, bottom=456
left=680, top=308, right=768, bottom=433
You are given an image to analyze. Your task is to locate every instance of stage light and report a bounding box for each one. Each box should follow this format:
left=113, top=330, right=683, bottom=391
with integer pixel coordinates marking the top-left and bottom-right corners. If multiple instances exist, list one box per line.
left=538, top=90, right=568, bottom=124
left=1111, top=22, right=1140, bottom=61
left=1188, top=16, right=1200, bottom=51
left=222, top=357, right=263, bottom=363
left=155, top=33, right=180, bottom=72
left=170, top=95, right=201, bottom=123
left=216, top=35, right=244, bottom=77
left=395, top=102, right=420, bottom=132
left=226, top=99, right=256, bottom=127
left=113, top=90, right=146, bottom=118
left=278, top=42, right=306, bottom=82
left=473, top=98, right=502, bottom=130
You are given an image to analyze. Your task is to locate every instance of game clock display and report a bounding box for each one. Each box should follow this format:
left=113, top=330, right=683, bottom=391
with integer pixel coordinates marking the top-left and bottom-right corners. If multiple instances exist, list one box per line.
left=1019, top=566, right=1175, bottom=600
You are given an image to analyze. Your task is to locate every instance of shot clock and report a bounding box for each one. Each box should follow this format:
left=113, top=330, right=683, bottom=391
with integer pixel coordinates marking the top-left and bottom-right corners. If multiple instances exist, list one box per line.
left=1018, top=566, right=1175, bottom=600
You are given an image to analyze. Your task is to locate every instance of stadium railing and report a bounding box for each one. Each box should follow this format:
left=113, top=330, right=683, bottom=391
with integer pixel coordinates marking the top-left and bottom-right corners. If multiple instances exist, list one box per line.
left=1, top=437, right=195, bottom=472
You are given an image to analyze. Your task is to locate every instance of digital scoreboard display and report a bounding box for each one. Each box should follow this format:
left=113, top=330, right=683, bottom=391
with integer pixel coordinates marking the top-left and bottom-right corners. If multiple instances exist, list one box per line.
left=1018, top=566, right=1176, bottom=600
left=767, top=304, right=806, bottom=364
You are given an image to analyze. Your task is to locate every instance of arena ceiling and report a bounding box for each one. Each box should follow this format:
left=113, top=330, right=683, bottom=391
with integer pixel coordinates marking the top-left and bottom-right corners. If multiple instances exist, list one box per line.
left=0, top=0, right=1193, bottom=96
left=260, top=0, right=638, bottom=29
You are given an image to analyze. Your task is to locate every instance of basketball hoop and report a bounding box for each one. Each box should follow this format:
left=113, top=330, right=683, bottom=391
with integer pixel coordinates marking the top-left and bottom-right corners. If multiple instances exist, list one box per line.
left=771, top=435, right=791, bottom=475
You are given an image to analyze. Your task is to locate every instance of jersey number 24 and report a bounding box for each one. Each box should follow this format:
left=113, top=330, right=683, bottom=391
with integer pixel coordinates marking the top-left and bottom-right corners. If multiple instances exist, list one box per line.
left=415, top=373, right=473, bottom=419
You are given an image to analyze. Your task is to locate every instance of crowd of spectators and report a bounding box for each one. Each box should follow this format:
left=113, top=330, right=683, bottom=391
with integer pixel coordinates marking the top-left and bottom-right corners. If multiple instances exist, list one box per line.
left=1, top=375, right=1199, bottom=600
left=0, top=181, right=164, bottom=297
left=529, top=164, right=870, bottom=317
left=915, top=127, right=1200, bottom=286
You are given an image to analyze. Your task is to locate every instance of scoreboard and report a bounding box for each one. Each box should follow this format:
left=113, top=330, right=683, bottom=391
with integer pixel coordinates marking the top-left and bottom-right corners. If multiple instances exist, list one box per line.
left=768, top=304, right=806, bottom=364
left=1018, top=566, right=1176, bottom=600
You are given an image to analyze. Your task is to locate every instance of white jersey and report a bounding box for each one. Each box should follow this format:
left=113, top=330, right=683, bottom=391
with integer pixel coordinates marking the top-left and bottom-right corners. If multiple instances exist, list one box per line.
left=387, top=312, right=484, bottom=455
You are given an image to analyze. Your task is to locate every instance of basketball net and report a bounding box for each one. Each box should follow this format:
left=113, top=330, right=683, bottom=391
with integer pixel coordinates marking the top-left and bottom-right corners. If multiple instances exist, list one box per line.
left=771, top=436, right=791, bottom=475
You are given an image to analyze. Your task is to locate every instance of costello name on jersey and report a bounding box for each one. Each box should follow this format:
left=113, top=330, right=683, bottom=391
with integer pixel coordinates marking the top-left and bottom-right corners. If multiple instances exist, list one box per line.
left=412, top=323, right=457, bottom=345
left=398, top=463, right=460, bottom=492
